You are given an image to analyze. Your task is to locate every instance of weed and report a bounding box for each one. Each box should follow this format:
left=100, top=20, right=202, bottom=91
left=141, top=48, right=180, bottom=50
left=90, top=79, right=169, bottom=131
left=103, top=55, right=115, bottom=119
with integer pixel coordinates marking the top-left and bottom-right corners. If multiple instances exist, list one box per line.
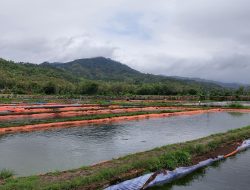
left=0, top=169, right=14, bottom=180
left=228, top=103, right=244, bottom=109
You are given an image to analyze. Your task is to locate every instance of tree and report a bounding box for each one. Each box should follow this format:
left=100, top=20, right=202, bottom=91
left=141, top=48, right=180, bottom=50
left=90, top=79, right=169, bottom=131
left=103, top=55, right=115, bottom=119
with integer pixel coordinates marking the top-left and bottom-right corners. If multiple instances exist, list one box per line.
left=188, top=88, right=198, bottom=95
left=43, top=82, right=56, bottom=94
left=236, top=86, right=245, bottom=96
left=79, top=82, right=99, bottom=95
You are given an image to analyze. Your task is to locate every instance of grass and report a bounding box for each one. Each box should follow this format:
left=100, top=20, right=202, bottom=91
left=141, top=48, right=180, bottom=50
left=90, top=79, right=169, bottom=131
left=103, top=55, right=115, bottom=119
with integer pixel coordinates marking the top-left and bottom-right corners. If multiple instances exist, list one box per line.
left=1, top=125, right=250, bottom=190
left=227, top=102, right=245, bottom=109
left=107, top=101, right=196, bottom=108
left=0, top=169, right=14, bottom=180
left=0, top=109, right=181, bottom=128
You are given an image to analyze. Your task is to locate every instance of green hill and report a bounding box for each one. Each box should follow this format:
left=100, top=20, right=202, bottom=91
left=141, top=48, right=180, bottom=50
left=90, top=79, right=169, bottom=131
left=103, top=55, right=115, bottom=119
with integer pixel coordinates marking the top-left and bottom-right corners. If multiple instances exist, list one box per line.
left=44, top=57, right=141, bottom=81
left=45, top=57, right=223, bottom=91
left=0, top=57, right=230, bottom=96
left=0, top=58, right=79, bottom=94
left=45, top=57, right=221, bottom=86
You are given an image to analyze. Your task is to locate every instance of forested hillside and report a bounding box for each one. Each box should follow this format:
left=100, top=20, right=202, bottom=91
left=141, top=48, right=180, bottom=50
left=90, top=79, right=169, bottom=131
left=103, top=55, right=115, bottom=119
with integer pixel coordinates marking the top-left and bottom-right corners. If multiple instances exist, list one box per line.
left=0, top=58, right=80, bottom=94
left=0, top=57, right=240, bottom=96
left=44, top=57, right=141, bottom=82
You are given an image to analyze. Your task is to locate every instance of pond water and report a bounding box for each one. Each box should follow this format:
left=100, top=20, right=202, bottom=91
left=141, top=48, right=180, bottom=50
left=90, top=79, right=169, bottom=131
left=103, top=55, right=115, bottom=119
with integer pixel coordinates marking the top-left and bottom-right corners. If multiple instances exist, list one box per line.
left=185, top=101, right=250, bottom=107
left=0, top=112, right=250, bottom=176
left=150, top=150, right=250, bottom=190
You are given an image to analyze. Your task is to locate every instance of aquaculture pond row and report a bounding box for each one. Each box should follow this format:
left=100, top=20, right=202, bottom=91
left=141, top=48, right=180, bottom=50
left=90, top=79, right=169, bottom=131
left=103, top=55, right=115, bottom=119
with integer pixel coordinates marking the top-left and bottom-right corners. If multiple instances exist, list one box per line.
left=0, top=106, right=182, bottom=123
left=0, top=112, right=250, bottom=176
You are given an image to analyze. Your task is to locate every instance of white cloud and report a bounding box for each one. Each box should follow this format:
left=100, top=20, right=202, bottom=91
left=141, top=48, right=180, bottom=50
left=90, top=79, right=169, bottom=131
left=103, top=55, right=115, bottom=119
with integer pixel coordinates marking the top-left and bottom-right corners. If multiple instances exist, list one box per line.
left=0, top=0, right=250, bottom=83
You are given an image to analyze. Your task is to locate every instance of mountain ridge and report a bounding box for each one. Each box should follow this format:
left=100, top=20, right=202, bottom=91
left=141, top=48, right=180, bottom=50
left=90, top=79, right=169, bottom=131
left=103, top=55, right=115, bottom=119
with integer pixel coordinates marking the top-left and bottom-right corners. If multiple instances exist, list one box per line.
left=171, top=76, right=249, bottom=89
left=43, top=57, right=142, bottom=81
left=0, top=57, right=241, bottom=95
left=43, top=57, right=244, bottom=89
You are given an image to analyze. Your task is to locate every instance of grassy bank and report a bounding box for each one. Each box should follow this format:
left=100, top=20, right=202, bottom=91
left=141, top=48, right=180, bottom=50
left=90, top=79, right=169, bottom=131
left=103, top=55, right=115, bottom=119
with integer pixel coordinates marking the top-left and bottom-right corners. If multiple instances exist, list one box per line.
left=1, top=125, right=250, bottom=190
left=0, top=109, right=181, bottom=128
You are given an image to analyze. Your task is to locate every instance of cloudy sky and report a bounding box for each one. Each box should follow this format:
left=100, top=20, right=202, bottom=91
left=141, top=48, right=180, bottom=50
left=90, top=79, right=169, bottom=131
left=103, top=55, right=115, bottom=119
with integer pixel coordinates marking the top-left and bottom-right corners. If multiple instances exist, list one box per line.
left=0, top=0, right=250, bottom=83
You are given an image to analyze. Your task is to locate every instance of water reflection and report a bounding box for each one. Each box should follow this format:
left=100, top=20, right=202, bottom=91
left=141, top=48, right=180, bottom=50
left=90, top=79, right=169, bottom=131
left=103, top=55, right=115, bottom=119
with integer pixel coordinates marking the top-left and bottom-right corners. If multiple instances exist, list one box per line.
left=227, top=112, right=245, bottom=117
left=184, top=101, right=250, bottom=107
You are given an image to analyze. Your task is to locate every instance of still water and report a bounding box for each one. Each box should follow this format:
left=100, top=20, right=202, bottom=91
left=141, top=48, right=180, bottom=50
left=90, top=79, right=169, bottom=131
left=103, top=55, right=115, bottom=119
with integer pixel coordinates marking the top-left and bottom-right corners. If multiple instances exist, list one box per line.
left=150, top=150, right=250, bottom=190
left=0, top=112, right=250, bottom=176
left=185, top=101, right=250, bottom=107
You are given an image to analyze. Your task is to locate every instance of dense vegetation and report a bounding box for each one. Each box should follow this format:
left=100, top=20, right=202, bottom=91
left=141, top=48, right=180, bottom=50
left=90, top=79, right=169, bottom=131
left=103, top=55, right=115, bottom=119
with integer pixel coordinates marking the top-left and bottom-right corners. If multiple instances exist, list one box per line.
left=0, top=57, right=248, bottom=96
left=44, top=57, right=141, bottom=81
left=0, top=58, right=78, bottom=94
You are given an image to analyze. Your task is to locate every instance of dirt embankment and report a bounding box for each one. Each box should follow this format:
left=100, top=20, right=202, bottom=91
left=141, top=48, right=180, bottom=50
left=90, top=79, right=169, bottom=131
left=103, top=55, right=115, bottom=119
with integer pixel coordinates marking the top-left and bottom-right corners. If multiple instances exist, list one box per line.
left=38, top=139, right=243, bottom=190
left=0, top=108, right=250, bottom=135
left=0, top=106, right=190, bottom=122
left=0, top=108, right=213, bottom=134
left=83, top=141, right=243, bottom=190
left=0, top=140, right=244, bottom=188
left=1, top=124, right=249, bottom=189
left=0, top=140, right=242, bottom=188
left=0, top=104, right=101, bottom=114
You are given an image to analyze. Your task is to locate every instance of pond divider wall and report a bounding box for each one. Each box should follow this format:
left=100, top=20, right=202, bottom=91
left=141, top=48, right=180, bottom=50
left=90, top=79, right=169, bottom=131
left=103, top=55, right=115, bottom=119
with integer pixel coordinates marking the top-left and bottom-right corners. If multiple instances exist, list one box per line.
left=105, top=139, right=250, bottom=190
left=1, top=108, right=250, bottom=135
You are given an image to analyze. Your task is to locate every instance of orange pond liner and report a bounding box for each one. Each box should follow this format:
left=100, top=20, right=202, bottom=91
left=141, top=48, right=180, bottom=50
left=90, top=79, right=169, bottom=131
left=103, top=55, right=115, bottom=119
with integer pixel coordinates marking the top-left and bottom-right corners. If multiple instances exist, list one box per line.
left=1, top=106, right=103, bottom=114
left=0, top=102, right=71, bottom=108
left=0, top=104, right=103, bottom=114
left=0, top=107, right=186, bottom=122
left=0, top=108, right=250, bottom=135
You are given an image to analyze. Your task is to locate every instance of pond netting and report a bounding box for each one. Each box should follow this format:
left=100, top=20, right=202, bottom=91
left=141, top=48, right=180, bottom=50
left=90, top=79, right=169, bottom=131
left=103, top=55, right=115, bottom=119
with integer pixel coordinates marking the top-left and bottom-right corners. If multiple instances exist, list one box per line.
left=105, top=139, right=250, bottom=190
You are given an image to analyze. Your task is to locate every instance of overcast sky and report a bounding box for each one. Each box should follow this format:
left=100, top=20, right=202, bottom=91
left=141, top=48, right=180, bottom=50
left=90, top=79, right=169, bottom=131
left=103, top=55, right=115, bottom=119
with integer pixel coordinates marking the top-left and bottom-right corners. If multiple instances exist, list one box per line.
left=0, top=0, right=250, bottom=83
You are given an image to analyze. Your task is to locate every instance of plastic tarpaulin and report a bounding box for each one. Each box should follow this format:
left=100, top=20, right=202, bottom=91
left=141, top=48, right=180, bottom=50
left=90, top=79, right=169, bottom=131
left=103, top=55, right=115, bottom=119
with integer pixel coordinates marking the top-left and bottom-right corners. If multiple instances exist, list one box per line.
left=105, top=157, right=222, bottom=190
left=105, top=139, right=250, bottom=190
left=105, top=173, right=153, bottom=190
left=237, top=139, right=250, bottom=151
left=0, top=111, right=12, bottom=114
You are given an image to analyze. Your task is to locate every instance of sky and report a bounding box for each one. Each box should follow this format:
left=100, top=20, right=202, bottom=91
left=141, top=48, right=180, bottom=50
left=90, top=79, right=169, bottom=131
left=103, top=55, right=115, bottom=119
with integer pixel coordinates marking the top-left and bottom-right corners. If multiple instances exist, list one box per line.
left=0, top=0, right=250, bottom=84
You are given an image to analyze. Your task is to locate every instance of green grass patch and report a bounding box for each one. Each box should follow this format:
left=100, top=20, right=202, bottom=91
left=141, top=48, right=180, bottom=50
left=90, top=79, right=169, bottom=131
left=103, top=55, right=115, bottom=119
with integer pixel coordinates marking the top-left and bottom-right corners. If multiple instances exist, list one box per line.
left=227, top=102, right=245, bottom=109
left=0, top=169, right=14, bottom=180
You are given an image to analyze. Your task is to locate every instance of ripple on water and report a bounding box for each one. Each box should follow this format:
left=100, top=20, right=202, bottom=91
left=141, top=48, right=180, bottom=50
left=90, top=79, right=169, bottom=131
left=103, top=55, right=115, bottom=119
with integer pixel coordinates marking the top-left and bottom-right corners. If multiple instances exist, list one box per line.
left=0, top=112, right=250, bottom=176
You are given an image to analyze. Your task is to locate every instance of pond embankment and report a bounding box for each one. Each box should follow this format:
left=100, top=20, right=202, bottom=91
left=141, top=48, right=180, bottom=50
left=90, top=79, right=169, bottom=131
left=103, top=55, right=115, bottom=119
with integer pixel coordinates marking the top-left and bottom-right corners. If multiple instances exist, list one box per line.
left=1, top=102, right=250, bottom=135
left=1, top=125, right=250, bottom=190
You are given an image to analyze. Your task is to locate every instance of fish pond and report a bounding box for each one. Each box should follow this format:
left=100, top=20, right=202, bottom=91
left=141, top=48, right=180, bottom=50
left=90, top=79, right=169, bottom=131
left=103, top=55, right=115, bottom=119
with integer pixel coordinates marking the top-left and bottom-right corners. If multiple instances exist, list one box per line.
left=0, top=112, right=250, bottom=176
